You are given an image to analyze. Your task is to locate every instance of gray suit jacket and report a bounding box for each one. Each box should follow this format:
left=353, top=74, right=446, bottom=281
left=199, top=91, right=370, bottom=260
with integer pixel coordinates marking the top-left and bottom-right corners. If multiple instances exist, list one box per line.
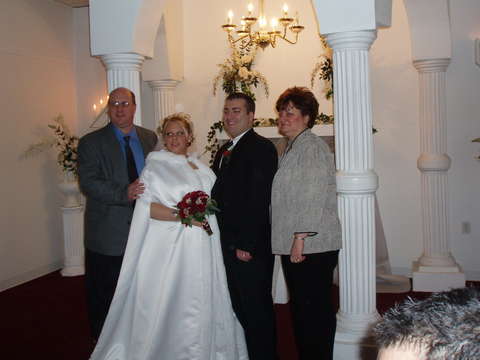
left=77, top=123, right=158, bottom=256
left=271, top=129, right=342, bottom=255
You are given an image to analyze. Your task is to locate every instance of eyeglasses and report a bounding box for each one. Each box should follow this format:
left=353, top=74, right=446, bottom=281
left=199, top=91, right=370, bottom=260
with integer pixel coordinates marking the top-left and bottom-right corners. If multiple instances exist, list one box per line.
left=109, top=101, right=132, bottom=108
left=164, top=131, right=187, bottom=138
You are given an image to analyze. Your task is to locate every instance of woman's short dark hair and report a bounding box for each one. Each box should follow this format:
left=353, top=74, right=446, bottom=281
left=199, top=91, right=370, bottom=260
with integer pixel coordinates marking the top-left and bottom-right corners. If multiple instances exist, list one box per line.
left=275, top=87, right=319, bottom=128
left=226, top=92, right=256, bottom=114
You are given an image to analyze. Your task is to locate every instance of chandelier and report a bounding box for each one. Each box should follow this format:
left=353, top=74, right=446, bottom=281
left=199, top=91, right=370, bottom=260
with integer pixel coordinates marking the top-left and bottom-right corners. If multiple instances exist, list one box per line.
left=221, top=0, right=304, bottom=50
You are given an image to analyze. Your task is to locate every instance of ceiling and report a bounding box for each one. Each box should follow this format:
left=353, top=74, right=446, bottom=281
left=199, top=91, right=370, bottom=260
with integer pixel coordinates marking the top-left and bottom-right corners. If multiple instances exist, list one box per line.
left=53, top=0, right=89, bottom=7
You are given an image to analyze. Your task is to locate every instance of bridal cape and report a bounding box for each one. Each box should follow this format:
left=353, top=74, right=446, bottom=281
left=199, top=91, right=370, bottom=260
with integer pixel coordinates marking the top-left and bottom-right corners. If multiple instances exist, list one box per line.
left=90, top=150, right=248, bottom=360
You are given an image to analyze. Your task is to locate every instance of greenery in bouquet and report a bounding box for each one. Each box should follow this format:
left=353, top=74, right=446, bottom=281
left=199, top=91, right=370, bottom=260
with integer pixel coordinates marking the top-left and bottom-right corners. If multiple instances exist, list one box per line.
left=23, top=114, right=79, bottom=176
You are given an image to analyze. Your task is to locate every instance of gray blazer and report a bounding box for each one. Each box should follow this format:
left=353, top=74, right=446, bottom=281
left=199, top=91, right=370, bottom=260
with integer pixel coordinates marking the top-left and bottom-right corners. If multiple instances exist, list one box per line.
left=271, top=129, right=342, bottom=255
left=77, top=123, right=158, bottom=256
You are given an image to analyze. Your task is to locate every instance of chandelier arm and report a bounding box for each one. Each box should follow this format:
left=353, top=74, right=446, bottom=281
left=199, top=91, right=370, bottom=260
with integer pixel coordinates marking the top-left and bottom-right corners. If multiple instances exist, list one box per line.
left=231, top=33, right=252, bottom=44
left=278, top=31, right=299, bottom=45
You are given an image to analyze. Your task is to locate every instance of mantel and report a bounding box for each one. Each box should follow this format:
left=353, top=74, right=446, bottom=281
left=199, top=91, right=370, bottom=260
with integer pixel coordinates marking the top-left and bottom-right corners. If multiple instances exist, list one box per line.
left=216, top=124, right=334, bottom=140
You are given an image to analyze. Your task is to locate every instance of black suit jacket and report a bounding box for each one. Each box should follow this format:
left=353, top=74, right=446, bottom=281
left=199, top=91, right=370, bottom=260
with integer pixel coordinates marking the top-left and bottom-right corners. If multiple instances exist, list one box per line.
left=77, top=123, right=158, bottom=256
left=212, top=129, right=278, bottom=256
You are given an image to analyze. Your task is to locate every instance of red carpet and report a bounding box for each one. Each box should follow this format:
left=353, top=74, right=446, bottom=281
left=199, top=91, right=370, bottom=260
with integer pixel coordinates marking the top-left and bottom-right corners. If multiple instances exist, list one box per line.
left=0, top=271, right=475, bottom=359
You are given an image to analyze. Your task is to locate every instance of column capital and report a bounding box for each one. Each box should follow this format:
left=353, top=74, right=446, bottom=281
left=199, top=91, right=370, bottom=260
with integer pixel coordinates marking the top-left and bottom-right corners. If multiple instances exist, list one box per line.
left=326, top=30, right=377, bottom=51
left=147, top=79, right=181, bottom=90
left=101, top=53, right=145, bottom=71
left=413, top=58, right=450, bottom=73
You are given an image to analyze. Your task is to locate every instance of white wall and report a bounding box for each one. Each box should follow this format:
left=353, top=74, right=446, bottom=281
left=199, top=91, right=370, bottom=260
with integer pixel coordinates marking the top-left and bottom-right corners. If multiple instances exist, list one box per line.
left=0, top=0, right=77, bottom=290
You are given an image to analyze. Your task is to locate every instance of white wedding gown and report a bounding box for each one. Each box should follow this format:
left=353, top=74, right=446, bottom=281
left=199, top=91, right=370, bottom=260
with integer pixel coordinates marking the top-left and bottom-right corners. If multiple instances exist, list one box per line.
left=90, top=150, right=248, bottom=360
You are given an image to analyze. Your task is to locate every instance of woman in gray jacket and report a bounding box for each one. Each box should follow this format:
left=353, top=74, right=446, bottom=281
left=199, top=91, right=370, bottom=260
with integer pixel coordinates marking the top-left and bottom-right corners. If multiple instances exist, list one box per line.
left=271, top=87, right=342, bottom=360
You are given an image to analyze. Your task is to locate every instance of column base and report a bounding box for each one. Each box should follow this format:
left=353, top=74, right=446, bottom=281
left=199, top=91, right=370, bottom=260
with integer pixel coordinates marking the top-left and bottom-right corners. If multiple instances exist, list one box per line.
left=412, top=261, right=465, bottom=292
left=334, top=332, right=377, bottom=360
left=61, top=265, right=85, bottom=277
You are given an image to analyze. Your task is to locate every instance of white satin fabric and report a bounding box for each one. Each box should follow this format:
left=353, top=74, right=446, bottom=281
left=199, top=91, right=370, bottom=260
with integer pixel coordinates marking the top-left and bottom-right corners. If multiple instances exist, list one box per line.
left=90, top=150, right=248, bottom=360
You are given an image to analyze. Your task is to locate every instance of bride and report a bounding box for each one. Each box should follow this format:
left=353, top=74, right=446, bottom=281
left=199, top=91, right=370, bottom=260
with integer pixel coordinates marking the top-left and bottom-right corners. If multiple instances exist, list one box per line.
left=90, top=113, right=248, bottom=360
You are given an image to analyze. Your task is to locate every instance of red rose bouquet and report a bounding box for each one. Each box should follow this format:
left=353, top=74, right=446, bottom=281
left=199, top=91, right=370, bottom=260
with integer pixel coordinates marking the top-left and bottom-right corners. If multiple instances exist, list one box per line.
left=176, top=191, right=219, bottom=235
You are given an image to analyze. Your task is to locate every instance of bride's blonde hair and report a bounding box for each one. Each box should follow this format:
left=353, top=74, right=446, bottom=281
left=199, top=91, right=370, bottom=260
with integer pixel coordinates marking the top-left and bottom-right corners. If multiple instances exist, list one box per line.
left=157, top=113, right=195, bottom=145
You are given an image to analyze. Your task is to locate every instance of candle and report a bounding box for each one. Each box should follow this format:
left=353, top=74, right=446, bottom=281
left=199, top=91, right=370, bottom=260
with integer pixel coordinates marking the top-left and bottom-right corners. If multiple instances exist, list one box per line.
left=270, top=18, right=278, bottom=31
left=259, top=15, right=267, bottom=29
left=227, top=10, right=233, bottom=24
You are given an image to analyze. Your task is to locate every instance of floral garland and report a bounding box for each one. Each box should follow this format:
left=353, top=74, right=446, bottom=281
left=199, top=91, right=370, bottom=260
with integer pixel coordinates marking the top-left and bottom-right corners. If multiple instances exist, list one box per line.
left=23, top=114, right=79, bottom=176
left=311, top=37, right=333, bottom=100
left=203, top=114, right=334, bottom=165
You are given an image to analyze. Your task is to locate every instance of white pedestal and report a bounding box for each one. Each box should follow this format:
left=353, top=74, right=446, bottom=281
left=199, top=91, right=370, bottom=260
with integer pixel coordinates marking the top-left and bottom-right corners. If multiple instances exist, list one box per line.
left=60, top=206, right=85, bottom=277
left=412, top=261, right=465, bottom=292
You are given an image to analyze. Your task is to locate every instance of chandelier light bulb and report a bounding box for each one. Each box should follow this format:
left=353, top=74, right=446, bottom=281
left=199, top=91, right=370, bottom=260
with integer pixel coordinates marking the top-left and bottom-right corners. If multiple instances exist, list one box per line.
left=282, top=3, right=288, bottom=15
left=227, top=10, right=234, bottom=24
left=247, top=3, right=254, bottom=14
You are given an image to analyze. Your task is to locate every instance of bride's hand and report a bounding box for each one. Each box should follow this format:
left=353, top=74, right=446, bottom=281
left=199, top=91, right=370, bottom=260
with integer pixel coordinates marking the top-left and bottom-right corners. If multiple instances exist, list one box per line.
left=191, top=220, right=203, bottom=228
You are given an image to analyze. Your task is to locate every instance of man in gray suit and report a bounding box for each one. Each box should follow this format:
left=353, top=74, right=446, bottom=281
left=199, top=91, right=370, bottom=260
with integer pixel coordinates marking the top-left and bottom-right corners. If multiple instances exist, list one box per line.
left=77, top=87, right=157, bottom=340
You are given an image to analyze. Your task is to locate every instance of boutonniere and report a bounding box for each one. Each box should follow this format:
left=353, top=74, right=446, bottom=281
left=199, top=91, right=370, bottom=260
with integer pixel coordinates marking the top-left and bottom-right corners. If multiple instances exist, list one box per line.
left=222, top=149, right=231, bottom=157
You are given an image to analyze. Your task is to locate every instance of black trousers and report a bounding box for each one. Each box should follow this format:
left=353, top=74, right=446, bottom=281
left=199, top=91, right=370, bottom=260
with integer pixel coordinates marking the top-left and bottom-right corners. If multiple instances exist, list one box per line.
left=282, top=250, right=339, bottom=360
left=222, top=247, right=278, bottom=360
left=85, top=249, right=123, bottom=340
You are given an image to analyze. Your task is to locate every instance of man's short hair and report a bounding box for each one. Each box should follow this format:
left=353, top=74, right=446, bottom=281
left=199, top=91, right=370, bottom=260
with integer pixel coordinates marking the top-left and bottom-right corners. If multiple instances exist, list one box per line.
left=373, top=287, right=480, bottom=359
left=225, top=92, right=255, bottom=114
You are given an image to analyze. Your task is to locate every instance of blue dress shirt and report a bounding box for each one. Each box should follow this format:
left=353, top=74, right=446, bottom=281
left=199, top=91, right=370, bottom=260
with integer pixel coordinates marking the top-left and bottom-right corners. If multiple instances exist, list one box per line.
left=112, top=125, right=146, bottom=176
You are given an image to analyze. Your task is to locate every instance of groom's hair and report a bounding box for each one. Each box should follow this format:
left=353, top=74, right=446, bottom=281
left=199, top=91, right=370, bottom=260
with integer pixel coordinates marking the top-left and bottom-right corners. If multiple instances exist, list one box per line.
left=373, top=286, right=480, bottom=360
left=226, top=92, right=255, bottom=114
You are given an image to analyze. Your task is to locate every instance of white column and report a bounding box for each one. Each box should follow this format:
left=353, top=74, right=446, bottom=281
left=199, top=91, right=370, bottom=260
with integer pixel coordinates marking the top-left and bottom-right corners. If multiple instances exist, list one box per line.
left=148, top=79, right=180, bottom=126
left=412, top=59, right=465, bottom=292
left=101, top=53, right=145, bottom=126
left=60, top=206, right=85, bottom=277
left=326, top=30, right=380, bottom=357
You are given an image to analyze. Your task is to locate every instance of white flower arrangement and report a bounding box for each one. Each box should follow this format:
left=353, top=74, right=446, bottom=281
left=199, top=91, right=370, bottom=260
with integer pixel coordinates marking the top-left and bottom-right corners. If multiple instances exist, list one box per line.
left=213, top=46, right=269, bottom=101
left=24, top=114, right=79, bottom=176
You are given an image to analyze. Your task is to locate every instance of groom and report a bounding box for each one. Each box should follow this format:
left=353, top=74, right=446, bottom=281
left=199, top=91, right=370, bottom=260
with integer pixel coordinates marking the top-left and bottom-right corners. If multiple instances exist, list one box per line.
left=212, top=92, right=278, bottom=360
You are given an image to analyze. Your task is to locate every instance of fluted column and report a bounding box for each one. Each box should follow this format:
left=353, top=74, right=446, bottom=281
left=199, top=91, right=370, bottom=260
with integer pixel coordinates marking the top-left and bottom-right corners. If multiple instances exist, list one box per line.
left=148, top=79, right=180, bottom=125
left=60, top=206, right=85, bottom=277
left=101, top=53, right=145, bottom=126
left=412, top=59, right=465, bottom=291
left=326, top=31, right=380, bottom=345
